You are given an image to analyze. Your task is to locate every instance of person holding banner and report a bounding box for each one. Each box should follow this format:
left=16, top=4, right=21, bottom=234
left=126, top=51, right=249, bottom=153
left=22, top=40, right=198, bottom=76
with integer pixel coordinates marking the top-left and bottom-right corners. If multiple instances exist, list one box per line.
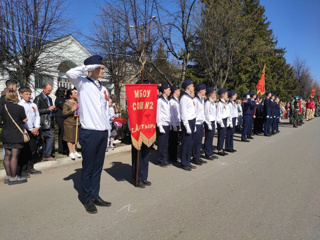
left=66, top=55, right=112, bottom=214
left=129, top=79, right=153, bottom=189
left=156, top=83, right=171, bottom=167
left=192, top=83, right=207, bottom=166
left=180, top=79, right=196, bottom=171
left=168, top=85, right=181, bottom=163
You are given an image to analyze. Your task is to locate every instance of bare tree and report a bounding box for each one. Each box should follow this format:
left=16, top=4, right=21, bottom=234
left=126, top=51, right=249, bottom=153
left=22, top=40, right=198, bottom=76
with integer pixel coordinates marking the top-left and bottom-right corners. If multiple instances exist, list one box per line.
left=293, top=57, right=318, bottom=98
left=89, top=0, right=163, bottom=102
left=0, top=0, right=70, bottom=86
left=155, top=0, right=198, bottom=86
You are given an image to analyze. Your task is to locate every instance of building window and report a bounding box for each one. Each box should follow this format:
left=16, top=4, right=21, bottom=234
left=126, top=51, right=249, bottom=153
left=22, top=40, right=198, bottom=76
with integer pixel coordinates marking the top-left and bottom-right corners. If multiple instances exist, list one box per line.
left=58, top=77, right=73, bottom=89
left=34, top=75, right=52, bottom=88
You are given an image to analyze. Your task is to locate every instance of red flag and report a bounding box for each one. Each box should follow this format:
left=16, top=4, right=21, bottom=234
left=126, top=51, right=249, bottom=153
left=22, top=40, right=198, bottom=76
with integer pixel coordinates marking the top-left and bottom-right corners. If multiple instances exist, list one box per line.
left=318, top=95, right=320, bottom=102
left=311, top=88, right=316, bottom=98
left=125, top=84, right=157, bottom=150
left=298, top=100, right=302, bottom=114
left=257, top=64, right=266, bottom=95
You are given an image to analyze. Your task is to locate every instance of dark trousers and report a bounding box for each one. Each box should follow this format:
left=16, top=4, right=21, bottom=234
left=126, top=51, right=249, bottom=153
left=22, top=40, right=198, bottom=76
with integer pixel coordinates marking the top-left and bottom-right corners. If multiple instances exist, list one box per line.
left=241, top=115, right=251, bottom=140
left=18, top=131, right=37, bottom=175
left=56, top=117, right=68, bottom=154
left=247, top=115, right=253, bottom=137
left=157, top=125, right=170, bottom=163
left=180, top=118, right=196, bottom=167
left=168, top=128, right=179, bottom=162
left=225, top=118, right=236, bottom=150
left=42, top=128, right=55, bottom=158
left=132, top=144, right=149, bottom=182
left=264, top=117, right=270, bottom=135
left=269, top=117, right=274, bottom=133
left=275, top=117, right=279, bottom=131
left=79, top=128, right=108, bottom=204
left=217, top=118, right=227, bottom=151
left=192, top=124, right=204, bottom=160
left=204, top=121, right=215, bottom=157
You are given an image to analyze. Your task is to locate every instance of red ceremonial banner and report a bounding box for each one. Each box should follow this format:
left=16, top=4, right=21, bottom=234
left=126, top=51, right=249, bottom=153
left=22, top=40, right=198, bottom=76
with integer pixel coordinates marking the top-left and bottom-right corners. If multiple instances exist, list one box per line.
left=256, top=64, right=266, bottom=95
left=126, top=84, right=158, bottom=150
left=298, top=100, right=302, bottom=114
left=311, top=88, right=316, bottom=98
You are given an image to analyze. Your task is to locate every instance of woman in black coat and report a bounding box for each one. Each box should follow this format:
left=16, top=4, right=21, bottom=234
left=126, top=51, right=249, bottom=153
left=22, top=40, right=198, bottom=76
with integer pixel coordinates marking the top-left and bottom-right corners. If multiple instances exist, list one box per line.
left=55, top=87, right=68, bottom=154
left=0, top=90, right=28, bottom=185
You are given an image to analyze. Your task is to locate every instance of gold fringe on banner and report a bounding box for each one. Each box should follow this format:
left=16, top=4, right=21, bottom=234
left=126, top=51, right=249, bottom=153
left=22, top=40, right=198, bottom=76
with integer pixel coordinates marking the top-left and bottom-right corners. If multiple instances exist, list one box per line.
left=131, top=131, right=157, bottom=150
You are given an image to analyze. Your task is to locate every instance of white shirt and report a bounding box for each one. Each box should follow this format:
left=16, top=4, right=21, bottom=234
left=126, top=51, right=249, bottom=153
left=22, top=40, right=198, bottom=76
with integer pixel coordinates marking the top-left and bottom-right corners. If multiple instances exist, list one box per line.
left=156, top=95, right=170, bottom=127
left=18, top=99, right=41, bottom=131
left=193, top=95, right=205, bottom=125
left=169, top=96, right=180, bottom=128
left=180, top=92, right=196, bottom=132
left=66, top=65, right=111, bottom=131
left=109, top=106, right=115, bottom=123
left=204, top=98, right=217, bottom=127
left=216, top=99, right=231, bottom=128
left=228, top=100, right=239, bottom=119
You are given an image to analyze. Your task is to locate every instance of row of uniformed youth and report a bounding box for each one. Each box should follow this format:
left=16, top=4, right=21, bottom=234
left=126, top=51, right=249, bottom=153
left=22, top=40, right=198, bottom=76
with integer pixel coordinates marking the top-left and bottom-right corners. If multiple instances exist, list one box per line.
left=133, top=78, right=283, bottom=188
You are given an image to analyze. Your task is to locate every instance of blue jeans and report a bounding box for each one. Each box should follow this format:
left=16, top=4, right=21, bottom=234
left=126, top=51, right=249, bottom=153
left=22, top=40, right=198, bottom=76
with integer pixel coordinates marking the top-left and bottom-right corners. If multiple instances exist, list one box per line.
left=42, top=128, right=55, bottom=158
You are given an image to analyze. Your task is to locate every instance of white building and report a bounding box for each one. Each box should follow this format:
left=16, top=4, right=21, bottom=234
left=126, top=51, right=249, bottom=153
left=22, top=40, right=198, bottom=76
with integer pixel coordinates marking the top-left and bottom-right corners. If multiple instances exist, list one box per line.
left=0, top=35, right=113, bottom=101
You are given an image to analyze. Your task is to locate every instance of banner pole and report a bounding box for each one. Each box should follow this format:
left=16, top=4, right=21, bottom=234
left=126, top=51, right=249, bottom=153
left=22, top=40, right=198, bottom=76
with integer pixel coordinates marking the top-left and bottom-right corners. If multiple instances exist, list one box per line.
left=135, top=149, right=140, bottom=187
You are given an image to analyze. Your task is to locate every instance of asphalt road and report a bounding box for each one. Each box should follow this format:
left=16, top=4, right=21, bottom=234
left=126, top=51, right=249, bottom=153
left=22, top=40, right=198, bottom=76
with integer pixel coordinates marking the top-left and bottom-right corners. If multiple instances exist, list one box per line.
left=0, top=118, right=320, bottom=240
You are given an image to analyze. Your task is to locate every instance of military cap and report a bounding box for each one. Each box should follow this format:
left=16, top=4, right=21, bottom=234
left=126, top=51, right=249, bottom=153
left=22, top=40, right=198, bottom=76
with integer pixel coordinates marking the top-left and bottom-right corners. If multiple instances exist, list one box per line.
left=84, top=55, right=103, bottom=65
left=182, top=79, right=193, bottom=89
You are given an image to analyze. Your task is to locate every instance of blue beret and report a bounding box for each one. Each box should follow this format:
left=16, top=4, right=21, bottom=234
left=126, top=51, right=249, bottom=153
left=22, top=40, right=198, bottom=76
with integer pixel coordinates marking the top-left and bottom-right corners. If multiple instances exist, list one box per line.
left=135, top=79, right=151, bottom=84
left=228, top=90, right=236, bottom=98
left=243, top=92, right=249, bottom=98
left=160, top=83, right=170, bottom=92
left=206, top=87, right=216, bottom=95
left=182, top=79, right=192, bottom=89
left=266, top=91, right=271, bottom=95
left=217, top=88, right=227, bottom=95
left=195, top=83, right=206, bottom=92
left=299, top=97, right=302, bottom=100
left=171, top=85, right=179, bottom=93
left=84, top=55, right=103, bottom=65
left=250, top=92, right=256, bottom=98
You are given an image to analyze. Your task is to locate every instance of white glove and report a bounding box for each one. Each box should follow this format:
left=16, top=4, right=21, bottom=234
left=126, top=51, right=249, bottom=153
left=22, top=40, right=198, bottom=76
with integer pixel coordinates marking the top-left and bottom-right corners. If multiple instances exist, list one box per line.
left=173, top=126, right=178, bottom=132
left=247, top=95, right=250, bottom=99
left=266, top=115, right=269, bottom=118
left=219, top=122, right=225, bottom=128
left=194, top=126, right=197, bottom=132
left=159, top=125, right=165, bottom=134
left=236, top=119, right=239, bottom=126
left=253, top=116, right=256, bottom=118
left=186, top=126, right=192, bottom=134
left=85, top=64, right=102, bottom=72
left=208, top=124, right=212, bottom=131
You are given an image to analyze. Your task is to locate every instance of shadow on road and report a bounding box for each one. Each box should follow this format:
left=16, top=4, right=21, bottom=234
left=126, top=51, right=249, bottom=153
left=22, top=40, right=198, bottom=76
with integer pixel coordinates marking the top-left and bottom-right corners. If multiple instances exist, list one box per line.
left=104, top=162, right=134, bottom=186
left=63, top=168, right=83, bottom=204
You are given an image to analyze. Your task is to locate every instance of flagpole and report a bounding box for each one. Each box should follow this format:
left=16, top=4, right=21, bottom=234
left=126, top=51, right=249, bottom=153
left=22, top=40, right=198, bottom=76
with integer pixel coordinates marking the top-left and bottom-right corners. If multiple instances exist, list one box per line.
left=135, top=149, right=140, bottom=187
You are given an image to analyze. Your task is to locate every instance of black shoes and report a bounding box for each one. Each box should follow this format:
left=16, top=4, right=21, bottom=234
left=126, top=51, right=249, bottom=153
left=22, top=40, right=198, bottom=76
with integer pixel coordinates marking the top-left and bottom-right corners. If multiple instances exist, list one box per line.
left=142, top=180, right=152, bottom=186
left=159, top=162, right=169, bottom=168
left=225, top=149, right=237, bottom=153
left=247, top=136, right=254, bottom=139
left=241, top=139, right=250, bottom=142
left=21, top=172, right=30, bottom=178
left=27, top=169, right=42, bottom=175
left=93, top=197, right=112, bottom=207
left=8, top=176, right=27, bottom=185
left=205, top=155, right=218, bottom=160
left=217, top=151, right=228, bottom=156
left=199, top=159, right=207, bottom=164
left=191, top=158, right=202, bottom=165
left=137, top=181, right=145, bottom=188
left=181, top=165, right=192, bottom=171
left=84, top=200, right=98, bottom=214
left=188, top=164, right=197, bottom=169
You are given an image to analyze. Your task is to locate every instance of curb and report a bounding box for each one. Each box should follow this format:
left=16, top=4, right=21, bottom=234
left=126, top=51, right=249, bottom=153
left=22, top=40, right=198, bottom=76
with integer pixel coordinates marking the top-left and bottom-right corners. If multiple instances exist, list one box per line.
left=0, top=144, right=131, bottom=181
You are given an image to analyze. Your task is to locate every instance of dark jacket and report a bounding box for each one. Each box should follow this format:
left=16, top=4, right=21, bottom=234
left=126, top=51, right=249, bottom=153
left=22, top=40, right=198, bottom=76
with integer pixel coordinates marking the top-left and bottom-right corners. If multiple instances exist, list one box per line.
left=34, top=92, right=55, bottom=130
left=0, top=102, right=26, bottom=144
left=55, top=96, right=65, bottom=119
left=0, top=88, right=10, bottom=128
left=264, top=98, right=271, bottom=116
